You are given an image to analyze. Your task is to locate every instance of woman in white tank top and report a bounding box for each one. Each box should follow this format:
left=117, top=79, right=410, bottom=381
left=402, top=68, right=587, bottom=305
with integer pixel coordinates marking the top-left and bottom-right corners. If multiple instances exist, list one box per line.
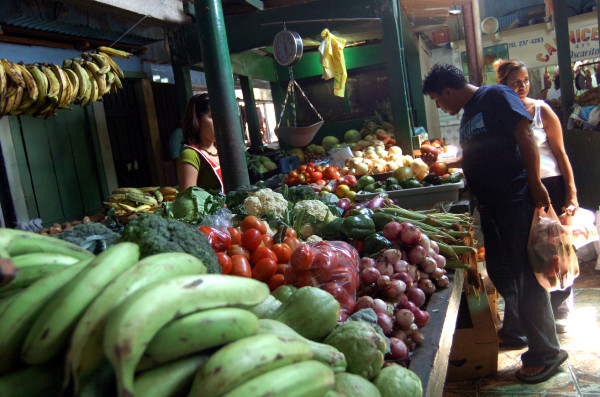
left=495, top=59, right=579, bottom=337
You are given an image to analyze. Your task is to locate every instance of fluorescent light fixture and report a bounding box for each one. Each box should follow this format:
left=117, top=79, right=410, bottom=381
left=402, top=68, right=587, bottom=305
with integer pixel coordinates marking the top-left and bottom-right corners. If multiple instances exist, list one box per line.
left=449, top=8, right=461, bottom=15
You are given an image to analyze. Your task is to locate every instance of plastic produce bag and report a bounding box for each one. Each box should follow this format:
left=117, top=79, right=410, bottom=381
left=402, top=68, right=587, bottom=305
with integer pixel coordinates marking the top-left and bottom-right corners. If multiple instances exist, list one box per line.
left=527, top=206, right=579, bottom=291
left=286, top=240, right=359, bottom=321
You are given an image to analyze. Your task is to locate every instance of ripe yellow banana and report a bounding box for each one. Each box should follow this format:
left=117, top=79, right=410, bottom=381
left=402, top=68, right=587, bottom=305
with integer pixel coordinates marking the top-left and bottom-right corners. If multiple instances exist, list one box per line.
left=0, top=58, right=25, bottom=88
left=63, top=67, right=80, bottom=104
left=84, top=68, right=98, bottom=105
left=26, top=65, right=48, bottom=106
left=98, top=51, right=125, bottom=79
left=65, top=252, right=207, bottom=394
left=98, top=46, right=133, bottom=59
left=21, top=243, right=140, bottom=365
left=40, top=65, right=59, bottom=104
left=70, top=61, right=89, bottom=103
left=50, top=64, right=70, bottom=107
left=15, top=64, right=38, bottom=102
left=103, top=274, right=269, bottom=397
left=0, top=61, right=6, bottom=99
left=90, top=52, right=110, bottom=74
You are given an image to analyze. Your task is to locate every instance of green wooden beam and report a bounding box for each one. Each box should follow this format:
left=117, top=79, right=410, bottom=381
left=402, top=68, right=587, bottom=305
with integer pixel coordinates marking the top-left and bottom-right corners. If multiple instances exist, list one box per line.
left=229, top=51, right=277, bottom=81
left=239, top=76, right=263, bottom=148
left=223, top=0, right=380, bottom=54
left=245, top=0, right=263, bottom=10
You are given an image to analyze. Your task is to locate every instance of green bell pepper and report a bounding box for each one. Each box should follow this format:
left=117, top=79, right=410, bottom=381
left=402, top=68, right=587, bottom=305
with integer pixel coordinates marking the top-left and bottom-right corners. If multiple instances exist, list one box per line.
left=363, top=233, right=392, bottom=256
left=342, top=215, right=376, bottom=240
left=370, top=212, right=396, bottom=232
left=322, top=217, right=344, bottom=240
left=345, top=207, right=375, bottom=217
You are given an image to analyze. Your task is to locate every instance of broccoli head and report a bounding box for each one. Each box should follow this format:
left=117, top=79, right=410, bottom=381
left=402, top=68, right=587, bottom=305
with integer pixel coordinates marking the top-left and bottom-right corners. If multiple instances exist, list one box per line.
left=118, top=214, right=220, bottom=274
left=56, top=222, right=120, bottom=254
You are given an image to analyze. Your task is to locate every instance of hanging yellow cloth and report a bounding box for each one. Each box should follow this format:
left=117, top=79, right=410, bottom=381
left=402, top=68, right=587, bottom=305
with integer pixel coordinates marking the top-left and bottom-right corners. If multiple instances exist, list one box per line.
left=319, top=28, right=347, bottom=98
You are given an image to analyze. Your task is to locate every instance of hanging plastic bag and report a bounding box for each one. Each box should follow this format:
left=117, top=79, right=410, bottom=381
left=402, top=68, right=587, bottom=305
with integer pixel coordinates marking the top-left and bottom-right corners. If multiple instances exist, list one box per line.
left=319, top=28, right=347, bottom=98
left=527, top=206, right=579, bottom=291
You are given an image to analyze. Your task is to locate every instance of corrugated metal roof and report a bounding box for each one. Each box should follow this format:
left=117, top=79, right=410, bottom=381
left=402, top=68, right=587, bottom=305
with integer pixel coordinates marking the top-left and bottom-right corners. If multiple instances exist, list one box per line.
left=3, top=15, right=161, bottom=46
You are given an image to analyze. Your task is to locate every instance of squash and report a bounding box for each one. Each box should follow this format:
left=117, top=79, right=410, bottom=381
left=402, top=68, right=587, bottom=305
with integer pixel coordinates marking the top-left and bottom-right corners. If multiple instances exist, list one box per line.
left=272, top=286, right=340, bottom=341
left=333, top=373, right=382, bottom=397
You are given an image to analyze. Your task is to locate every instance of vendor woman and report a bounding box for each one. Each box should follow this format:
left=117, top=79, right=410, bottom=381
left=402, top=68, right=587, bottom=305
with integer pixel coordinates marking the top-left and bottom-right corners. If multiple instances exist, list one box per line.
left=177, top=93, right=224, bottom=193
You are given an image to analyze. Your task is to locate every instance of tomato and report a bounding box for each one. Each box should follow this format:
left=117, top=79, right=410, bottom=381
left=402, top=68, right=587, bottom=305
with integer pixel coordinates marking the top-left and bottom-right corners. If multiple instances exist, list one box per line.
left=272, top=243, right=293, bottom=264
left=296, top=174, right=306, bottom=183
left=283, top=236, right=301, bottom=252
left=230, top=255, right=252, bottom=277
left=393, top=165, right=413, bottom=180
left=291, top=244, right=314, bottom=272
left=198, top=226, right=231, bottom=252
left=241, top=216, right=267, bottom=234
left=307, top=162, right=315, bottom=169
left=306, top=166, right=315, bottom=173
left=315, top=179, right=327, bottom=186
left=277, top=263, right=290, bottom=275
left=288, top=170, right=299, bottom=179
left=241, top=228, right=262, bottom=251
left=429, top=161, right=449, bottom=177
left=294, top=270, right=315, bottom=288
left=297, top=165, right=307, bottom=172
left=316, top=165, right=326, bottom=172
left=252, top=258, right=278, bottom=281
left=309, top=171, right=323, bottom=181
left=227, top=244, right=250, bottom=260
left=335, top=184, right=351, bottom=199
left=332, top=266, right=360, bottom=294
left=324, top=166, right=340, bottom=180
left=286, top=177, right=296, bottom=185
left=312, top=250, right=338, bottom=284
left=342, top=175, right=357, bottom=187
left=268, top=274, right=286, bottom=291
left=216, top=252, right=232, bottom=275
left=322, top=282, right=356, bottom=313
left=250, top=246, right=277, bottom=266
left=261, top=234, right=274, bottom=249
left=285, top=228, right=297, bottom=238
left=228, top=227, right=242, bottom=245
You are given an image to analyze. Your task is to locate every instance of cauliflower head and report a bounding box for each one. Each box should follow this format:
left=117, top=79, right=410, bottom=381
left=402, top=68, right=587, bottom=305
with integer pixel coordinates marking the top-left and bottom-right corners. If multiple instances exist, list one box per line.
left=243, top=189, right=288, bottom=219
left=293, top=200, right=337, bottom=222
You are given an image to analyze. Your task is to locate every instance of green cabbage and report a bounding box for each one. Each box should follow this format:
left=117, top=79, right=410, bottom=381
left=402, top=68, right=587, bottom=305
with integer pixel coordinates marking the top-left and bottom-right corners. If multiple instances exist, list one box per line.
left=155, top=186, right=212, bottom=224
left=372, top=364, right=422, bottom=397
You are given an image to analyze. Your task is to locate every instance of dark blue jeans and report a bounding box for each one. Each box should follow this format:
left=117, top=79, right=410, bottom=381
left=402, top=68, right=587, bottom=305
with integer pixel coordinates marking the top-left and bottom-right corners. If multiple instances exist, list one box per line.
left=481, top=200, right=561, bottom=367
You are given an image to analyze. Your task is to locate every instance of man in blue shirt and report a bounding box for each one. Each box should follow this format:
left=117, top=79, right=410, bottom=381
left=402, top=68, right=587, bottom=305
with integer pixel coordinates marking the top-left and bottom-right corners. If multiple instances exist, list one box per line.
left=422, top=64, right=567, bottom=384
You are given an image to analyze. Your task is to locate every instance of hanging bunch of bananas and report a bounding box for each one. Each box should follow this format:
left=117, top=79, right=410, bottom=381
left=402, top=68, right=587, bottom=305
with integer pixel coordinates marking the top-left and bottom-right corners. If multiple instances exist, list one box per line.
left=103, top=186, right=179, bottom=215
left=0, top=46, right=131, bottom=119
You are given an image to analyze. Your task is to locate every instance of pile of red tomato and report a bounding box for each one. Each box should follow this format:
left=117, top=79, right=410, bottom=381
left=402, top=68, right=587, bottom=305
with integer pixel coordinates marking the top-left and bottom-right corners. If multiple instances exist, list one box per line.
left=199, top=216, right=301, bottom=291
left=283, top=163, right=341, bottom=186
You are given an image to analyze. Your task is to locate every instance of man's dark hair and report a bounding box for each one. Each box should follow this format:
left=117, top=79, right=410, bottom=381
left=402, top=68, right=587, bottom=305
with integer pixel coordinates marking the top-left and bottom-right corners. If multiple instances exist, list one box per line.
left=422, top=64, right=468, bottom=95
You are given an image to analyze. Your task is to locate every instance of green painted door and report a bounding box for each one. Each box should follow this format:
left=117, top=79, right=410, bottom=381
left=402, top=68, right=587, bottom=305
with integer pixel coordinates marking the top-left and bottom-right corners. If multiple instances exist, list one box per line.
left=9, top=107, right=105, bottom=227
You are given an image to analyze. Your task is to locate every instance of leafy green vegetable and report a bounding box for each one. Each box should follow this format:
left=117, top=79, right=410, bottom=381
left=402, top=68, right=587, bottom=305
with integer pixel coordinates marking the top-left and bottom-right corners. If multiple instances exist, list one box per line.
left=55, top=222, right=120, bottom=254
left=118, top=214, right=220, bottom=274
left=372, top=364, right=423, bottom=397
left=155, top=186, right=212, bottom=224
left=284, top=185, right=318, bottom=204
left=345, top=309, right=391, bottom=354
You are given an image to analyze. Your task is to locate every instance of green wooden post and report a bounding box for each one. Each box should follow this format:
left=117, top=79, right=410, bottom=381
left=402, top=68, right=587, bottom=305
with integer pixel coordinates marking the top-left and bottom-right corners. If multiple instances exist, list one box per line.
left=379, top=0, right=413, bottom=155
left=168, top=26, right=194, bottom=120
left=239, top=76, right=263, bottom=148
left=553, top=0, right=574, bottom=128
left=195, top=0, right=250, bottom=191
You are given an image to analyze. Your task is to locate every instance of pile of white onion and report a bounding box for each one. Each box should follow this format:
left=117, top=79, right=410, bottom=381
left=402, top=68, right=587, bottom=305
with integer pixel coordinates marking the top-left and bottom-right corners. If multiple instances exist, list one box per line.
left=354, top=220, right=451, bottom=361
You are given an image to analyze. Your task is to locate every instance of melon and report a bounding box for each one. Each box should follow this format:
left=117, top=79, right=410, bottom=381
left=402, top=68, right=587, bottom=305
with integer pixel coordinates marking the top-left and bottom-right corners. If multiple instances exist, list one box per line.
left=344, top=129, right=362, bottom=143
left=322, top=136, right=340, bottom=150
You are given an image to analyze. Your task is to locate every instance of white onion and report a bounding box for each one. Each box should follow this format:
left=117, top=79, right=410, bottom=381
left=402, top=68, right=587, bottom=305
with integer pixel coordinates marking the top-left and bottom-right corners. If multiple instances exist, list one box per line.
left=412, top=329, right=425, bottom=345
left=384, top=279, right=406, bottom=299
left=377, top=275, right=392, bottom=290
left=383, top=248, right=403, bottom=264
left=407, top=265, right=419, bottom=282
left=383, top=222, right=403, bottom=242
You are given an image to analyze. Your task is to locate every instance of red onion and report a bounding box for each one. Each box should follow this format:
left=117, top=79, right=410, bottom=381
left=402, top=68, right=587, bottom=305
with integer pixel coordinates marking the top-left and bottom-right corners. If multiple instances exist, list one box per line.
left=373, top=298, right=388, bottom=314
left=400, top=222, right=422, bottom=246
left=394, top=292, right=410, bottom=309
left=417, top=233, right=431, bottom=253
left=412, top=330, right=425, bottom=345
left=407, top=264, right=419, bottom=281
left=432, top=253, right=447, bottom=269
left=406, top=287, right=426, bottom=308
left=391, top=259, right=409, bottom=273
left=354, top=295, right=375, bottom=312
left=377, top=275, right=392, bottom=290
left=376, top=259, right=393, bottom=277
left=430, top=267, right=444, bottom=280
left=407, top=246, right=427, bottom=266
left=414, top=310, right=430, bottom=327
left=377, top=312, right=394, bottom=335
left=418, top=272, right=430, bottom=280
left=417, top=278, right=436, bottom=296
left=384, top=279, right=406, bottom=299
left=435, top=275, right=450, bottom=288
left=394, top=308, right=415, bottom=328
left=383, top=248, right=402, bottom=264
left=359, top=257, right=377, bottom=271
left=360, top=267, right=380, bottom=285
left=337, top=198, right=351, bottom=211
left=383, top=222, right=403, bottom=242
left=406, top=323, right=419, bottom=336
left=389, top=337, right=409, bottom=359
left=404, top=300, right=420, bottom=314
left=391, top=271, right=413, bottom=290
left=430, top=240, right=440, bottom=254
left=393, top=328, right=408, bottom=343
left=420, top=257, right=438, bottom=274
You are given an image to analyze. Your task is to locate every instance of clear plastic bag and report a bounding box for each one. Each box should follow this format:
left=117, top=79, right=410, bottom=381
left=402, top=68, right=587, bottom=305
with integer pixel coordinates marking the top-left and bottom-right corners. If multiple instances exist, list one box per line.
left=286, top=240, right=359, bottom=321
left=527, top=206, right=579, bottom=291
left=198, top=208, right=233, bottom=232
